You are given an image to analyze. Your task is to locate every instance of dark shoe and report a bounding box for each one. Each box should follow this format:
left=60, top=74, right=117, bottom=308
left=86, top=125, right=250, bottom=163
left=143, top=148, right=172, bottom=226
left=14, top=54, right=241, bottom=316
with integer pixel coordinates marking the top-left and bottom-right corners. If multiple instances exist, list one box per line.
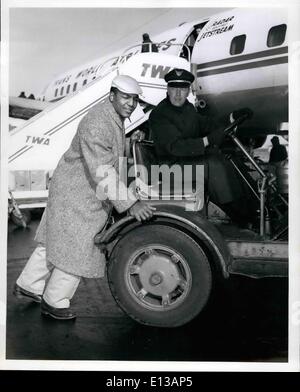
left=13, top=283, right=42, bottom=303
left=41, top=299, right=77, bottom=320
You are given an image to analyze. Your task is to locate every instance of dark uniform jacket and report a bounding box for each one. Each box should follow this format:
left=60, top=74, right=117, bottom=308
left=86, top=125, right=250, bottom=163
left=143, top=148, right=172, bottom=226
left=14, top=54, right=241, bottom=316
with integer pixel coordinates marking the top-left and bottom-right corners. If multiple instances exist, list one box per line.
left=149, top=96, right=244, bottom=205
left=149, top=96, right=215, bottom=164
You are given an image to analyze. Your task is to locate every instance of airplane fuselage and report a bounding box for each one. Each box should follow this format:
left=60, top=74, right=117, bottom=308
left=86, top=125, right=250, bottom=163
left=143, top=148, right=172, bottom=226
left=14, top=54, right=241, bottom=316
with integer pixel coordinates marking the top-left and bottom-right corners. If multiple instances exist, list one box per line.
left=32, top=8, right=287, bottom=139
left=192, top=8, right=288, bottom=136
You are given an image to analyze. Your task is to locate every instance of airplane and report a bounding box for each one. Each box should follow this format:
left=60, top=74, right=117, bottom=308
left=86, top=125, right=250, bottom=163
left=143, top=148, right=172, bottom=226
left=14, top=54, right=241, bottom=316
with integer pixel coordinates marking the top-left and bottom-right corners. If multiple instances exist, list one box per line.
left=8, top=7, right=289, bottom=225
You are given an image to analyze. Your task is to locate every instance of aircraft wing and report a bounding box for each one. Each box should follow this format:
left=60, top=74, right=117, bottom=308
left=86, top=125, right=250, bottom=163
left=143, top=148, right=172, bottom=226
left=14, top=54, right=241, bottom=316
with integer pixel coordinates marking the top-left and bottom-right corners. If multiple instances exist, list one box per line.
left=9, top=96, right=51, bottom=120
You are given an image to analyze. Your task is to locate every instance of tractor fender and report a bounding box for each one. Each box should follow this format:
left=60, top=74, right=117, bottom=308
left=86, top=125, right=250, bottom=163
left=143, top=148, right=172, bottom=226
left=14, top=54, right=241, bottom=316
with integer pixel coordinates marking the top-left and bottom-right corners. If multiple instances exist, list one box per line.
left=95, top=204, right=231, bottom=279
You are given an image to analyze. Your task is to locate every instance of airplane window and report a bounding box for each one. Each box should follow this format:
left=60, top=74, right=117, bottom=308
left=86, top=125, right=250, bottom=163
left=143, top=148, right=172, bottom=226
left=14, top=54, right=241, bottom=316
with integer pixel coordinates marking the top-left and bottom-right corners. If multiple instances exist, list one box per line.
left=73, top=83, right=77, bottom=92
left=267, top=24, right=287, bottom=47
left=230, top=35, right=246, bottom=55
left=83, top=79, right=87, bottom=86
left=60, top=86, right=64, bottom=95
left=66, top=85, right=70, bottom=94
left=54, top=88, right=58, bottom=97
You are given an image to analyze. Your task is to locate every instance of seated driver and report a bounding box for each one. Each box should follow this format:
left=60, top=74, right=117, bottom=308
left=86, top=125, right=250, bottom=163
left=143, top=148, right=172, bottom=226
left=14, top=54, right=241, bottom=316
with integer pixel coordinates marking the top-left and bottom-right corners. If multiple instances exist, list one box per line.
left=149, top=68, right=255, bottom=226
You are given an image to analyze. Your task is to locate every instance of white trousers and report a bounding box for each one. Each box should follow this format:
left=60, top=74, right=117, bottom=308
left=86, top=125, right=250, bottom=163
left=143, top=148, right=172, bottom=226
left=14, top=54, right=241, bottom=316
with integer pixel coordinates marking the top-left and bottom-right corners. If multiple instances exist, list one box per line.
left=17, top=245, right=80, bottom=308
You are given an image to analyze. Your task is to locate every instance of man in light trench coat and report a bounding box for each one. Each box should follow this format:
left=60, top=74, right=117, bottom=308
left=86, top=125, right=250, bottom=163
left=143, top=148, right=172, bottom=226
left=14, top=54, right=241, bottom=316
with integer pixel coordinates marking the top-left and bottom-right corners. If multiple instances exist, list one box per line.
left=14, top=75, right=155, bottom=320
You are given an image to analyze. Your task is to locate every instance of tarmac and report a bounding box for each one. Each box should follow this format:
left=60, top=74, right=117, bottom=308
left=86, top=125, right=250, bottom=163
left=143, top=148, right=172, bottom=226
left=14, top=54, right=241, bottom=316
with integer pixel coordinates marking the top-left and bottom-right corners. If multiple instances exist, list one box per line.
left=6, top=213, right=288, bottom=362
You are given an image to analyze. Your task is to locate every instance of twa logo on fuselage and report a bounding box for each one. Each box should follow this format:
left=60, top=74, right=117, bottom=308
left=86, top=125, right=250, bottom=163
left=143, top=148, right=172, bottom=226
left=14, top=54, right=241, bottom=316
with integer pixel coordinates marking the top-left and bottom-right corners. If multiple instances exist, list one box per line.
left=141, top=63, right=172, bottom=79
left=26, top=136, right=50, bottom=146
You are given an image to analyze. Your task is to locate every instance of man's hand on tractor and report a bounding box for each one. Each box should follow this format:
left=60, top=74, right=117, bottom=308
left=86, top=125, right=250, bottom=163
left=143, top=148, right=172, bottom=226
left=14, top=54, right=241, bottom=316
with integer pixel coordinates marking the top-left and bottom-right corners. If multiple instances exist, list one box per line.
left=129, top=201, right=156, bottom=222
left=206, top=127, right=225, bottom=147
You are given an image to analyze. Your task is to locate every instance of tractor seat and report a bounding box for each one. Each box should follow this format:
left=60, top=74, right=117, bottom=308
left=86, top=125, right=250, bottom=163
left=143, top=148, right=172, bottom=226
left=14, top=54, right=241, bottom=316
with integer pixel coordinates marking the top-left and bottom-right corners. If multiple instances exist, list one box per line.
left=132, top=140, right=205, bottom=202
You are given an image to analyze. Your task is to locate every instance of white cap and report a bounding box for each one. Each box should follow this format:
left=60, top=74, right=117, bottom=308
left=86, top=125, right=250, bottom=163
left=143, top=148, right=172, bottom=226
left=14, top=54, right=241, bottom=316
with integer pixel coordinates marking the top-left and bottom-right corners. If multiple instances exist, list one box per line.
left=111, top=75, right=143, bottom=95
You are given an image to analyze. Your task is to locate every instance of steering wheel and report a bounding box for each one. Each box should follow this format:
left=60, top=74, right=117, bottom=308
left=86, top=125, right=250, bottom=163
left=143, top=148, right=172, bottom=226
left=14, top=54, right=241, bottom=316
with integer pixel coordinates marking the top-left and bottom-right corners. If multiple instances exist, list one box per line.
left=223, top=112, right=252, bottom=137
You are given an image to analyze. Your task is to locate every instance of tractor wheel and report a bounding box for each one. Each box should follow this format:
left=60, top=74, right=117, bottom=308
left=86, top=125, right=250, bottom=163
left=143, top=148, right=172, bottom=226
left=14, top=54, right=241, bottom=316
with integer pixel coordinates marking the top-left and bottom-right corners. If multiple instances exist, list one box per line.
left=107, top=224, right=212, bottom=327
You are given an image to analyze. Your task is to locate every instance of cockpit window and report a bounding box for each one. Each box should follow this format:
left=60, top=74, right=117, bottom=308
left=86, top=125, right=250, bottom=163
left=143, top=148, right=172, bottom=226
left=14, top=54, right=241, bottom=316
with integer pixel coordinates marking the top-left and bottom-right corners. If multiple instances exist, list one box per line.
left=267, top=24, right=287, bottom=47
left=230, top=34, right=246, bottom=55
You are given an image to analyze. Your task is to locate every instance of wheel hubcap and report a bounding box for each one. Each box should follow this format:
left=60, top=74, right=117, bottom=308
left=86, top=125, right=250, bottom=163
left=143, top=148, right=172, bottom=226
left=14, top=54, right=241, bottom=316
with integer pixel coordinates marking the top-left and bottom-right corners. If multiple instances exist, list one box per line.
left=126, top=245, right=192, bottom=311
left=149, top=272, right=163, bottom=286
